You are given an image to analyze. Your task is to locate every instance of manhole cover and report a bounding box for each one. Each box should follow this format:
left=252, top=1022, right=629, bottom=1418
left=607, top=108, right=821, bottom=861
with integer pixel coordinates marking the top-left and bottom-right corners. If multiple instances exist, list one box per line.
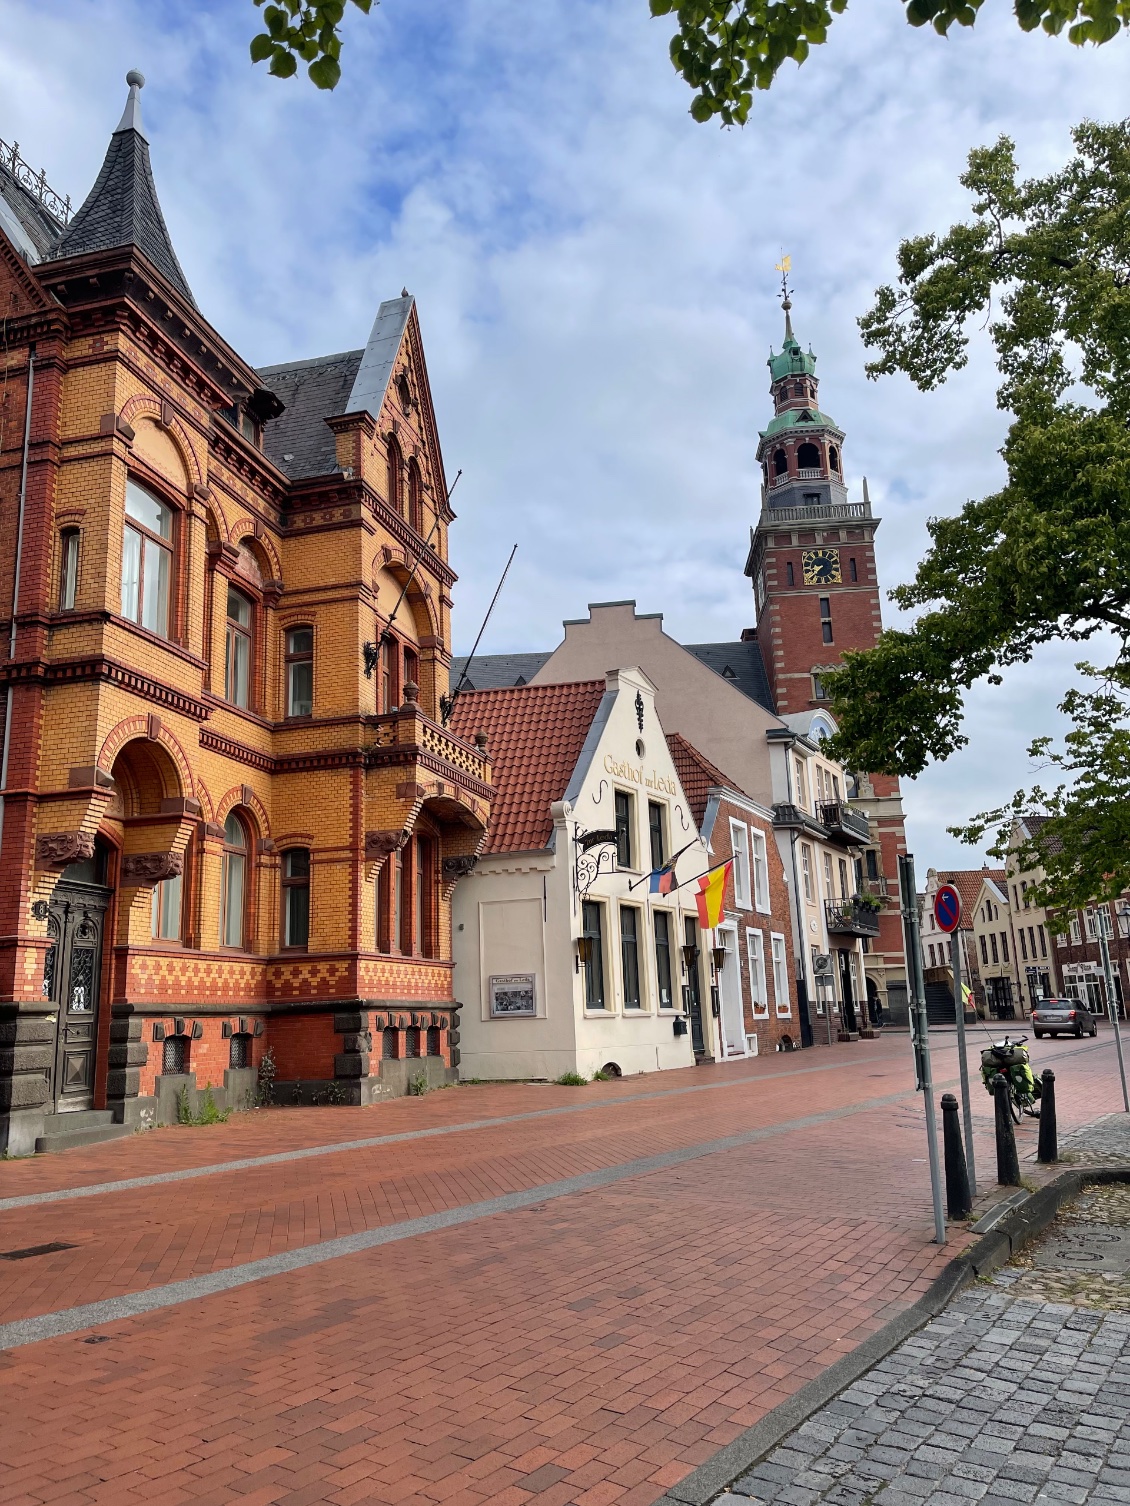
left=1031, top=1222, right=1130, bottom=1274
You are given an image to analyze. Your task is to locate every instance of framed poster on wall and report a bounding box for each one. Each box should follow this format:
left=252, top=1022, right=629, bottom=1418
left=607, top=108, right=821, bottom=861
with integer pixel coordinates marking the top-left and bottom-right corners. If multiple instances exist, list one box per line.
left=489, top=973, right=537, bottom=1017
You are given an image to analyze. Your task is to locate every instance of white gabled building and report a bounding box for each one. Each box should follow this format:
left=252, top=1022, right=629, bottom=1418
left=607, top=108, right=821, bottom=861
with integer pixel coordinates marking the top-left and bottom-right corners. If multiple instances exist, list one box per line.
left=448, top=668, right=716, bottom=1080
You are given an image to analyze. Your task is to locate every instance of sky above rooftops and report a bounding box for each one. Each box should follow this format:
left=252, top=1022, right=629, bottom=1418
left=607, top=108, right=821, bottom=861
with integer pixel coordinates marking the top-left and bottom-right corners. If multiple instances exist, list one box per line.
left=2, top=0, right=1126, bottom=870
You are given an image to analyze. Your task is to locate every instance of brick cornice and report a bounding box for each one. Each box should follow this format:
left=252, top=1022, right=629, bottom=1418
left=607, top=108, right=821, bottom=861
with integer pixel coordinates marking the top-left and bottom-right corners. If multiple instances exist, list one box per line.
left=0, top=652, right=212, bottom=722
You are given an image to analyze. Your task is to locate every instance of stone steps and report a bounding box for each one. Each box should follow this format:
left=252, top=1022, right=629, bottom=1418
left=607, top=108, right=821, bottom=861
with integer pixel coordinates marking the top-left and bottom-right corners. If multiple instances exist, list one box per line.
left=34, top=1109, right=133, bottom=1154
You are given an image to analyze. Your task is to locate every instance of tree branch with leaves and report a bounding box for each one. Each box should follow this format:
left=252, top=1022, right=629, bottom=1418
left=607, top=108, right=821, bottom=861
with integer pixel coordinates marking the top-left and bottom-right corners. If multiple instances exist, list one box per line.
left=249, top=0, right=1130, bottom=110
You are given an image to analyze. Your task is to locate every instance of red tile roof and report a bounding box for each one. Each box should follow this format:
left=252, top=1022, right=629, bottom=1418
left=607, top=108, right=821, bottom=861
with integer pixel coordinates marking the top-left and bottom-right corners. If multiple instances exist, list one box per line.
left=448, top=680, right=607, bottom=854
left=665, top=733, right=747, bottom=827
left=937, top=868, right=1007, bottom=919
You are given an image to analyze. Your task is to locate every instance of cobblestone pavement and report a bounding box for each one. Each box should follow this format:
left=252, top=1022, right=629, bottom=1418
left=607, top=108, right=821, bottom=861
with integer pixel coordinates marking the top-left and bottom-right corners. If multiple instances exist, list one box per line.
left=726, top=1139, right=1130, bottom=1506
left=0, top=1033, right=1124, bottom=1506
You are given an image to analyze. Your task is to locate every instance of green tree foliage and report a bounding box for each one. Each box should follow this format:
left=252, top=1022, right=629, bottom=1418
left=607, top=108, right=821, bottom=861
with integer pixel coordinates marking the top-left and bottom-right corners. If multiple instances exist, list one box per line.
left=821, top=120, right=1130, bottom=899
left=250, top=0, right=1130, bottom=105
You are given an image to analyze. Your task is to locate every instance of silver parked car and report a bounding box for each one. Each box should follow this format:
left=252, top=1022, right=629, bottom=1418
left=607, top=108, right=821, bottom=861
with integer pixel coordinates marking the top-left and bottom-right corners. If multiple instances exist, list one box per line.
left=1032, top=997, right=1099, bottom=1039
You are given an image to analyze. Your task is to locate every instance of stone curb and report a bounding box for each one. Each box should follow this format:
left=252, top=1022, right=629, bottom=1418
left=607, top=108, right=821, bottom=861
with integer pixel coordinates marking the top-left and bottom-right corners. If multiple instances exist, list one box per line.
left=657, top=1164, right=1130, bottom=1506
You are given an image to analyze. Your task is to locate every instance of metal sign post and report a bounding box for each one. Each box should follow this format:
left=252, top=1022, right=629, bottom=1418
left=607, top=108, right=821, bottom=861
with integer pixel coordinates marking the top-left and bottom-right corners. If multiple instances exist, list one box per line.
left=900, top=855, right=946, bottom=1244
left=935, top=883, right=977, bottom=1196
left=1097, top=913, right=1129, bottom=1114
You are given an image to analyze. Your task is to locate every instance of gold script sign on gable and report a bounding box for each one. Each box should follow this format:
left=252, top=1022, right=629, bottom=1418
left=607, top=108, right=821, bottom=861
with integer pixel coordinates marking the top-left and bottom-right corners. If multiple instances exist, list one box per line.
left=603, top=753, right=677, bottom=795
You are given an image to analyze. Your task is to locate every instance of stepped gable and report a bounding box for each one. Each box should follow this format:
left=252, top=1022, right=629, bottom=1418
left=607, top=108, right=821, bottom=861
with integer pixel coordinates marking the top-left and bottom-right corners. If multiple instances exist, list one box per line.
left=665, top=733, right=747, bottom=828
left=47, top=72, right=197, bottom=308
left=257, top=349, right=364, bottom=480
left=448, top=681, right=606, bottom=854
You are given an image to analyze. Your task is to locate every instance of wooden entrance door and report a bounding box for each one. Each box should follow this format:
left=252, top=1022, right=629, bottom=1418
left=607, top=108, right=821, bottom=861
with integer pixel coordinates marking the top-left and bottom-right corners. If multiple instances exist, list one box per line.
left=683, top=916, right=706, bottom=1056
left=44, top=881, right=110, bottom=1111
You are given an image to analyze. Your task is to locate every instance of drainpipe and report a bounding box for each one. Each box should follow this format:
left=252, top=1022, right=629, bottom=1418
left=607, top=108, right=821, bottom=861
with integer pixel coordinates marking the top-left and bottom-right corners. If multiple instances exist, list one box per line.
left=0, top=345, right=35, bottom=862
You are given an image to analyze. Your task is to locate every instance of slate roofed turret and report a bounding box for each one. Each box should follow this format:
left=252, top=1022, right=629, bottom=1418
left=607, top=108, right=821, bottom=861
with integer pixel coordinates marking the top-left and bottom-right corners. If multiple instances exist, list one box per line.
left=47, top=72, right=197, bottom=308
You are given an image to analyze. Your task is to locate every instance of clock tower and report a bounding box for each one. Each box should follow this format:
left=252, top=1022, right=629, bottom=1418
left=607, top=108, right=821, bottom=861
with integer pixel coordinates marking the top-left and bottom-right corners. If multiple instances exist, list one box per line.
left=744, top=285, right=909, bottom=1023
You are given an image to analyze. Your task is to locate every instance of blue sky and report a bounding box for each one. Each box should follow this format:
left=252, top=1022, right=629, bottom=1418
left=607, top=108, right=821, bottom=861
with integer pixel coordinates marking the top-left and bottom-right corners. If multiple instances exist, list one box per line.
left=3, top=0, right=1128, bottom=870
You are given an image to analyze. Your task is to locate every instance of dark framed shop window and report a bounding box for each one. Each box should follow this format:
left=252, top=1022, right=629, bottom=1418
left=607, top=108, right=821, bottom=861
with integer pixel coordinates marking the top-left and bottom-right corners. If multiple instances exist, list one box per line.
left=582, top=901, right=606, bottom=1010
left=620, top=906, right=642, bottom=1008
left=614, top=789, right=634, bottom=869
left=654, top=910, right=674, bottom=1008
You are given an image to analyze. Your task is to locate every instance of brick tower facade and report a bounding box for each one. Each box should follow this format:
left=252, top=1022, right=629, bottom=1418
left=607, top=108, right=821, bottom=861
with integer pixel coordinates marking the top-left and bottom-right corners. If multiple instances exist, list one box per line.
left=744, top=292, right=908, bottom=1020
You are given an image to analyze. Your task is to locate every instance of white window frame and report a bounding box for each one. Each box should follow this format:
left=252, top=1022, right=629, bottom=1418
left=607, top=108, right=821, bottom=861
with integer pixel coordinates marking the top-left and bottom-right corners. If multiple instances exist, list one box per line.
left=746, top=928, right=769, bottom=1018
left=770, top=932, right=790, bottom=1016
left=800, top=843, right=813, bottom=903
left=729, top=821, right=752, bottom=909
left=750, top=828, right=770, bottom=914
left=1070, top=915, right=1082, bottom=945
left=1084, top=909, right=1097, bottom=941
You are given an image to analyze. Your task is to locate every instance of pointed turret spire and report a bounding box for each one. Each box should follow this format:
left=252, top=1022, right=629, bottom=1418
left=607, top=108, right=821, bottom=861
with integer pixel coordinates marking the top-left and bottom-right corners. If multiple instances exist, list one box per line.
left=48, top=72, right=196, bottom=309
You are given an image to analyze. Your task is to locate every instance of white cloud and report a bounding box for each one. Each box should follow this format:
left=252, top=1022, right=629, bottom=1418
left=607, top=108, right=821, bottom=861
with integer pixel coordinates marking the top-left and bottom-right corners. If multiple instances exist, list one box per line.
left=2, top=0, right=1126, bottom=871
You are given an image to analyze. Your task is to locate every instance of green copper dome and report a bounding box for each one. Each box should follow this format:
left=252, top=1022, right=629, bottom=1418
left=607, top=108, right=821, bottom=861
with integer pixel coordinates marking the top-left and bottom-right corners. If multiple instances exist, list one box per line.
left=759, top=406, right=842, bottom=440
left=768, top=333, right=817, bottom=383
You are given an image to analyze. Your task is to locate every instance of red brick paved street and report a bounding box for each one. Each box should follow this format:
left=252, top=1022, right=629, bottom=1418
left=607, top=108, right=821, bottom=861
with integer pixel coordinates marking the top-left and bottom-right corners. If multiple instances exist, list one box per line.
left=0, top=1032, right=1124, bottom=1506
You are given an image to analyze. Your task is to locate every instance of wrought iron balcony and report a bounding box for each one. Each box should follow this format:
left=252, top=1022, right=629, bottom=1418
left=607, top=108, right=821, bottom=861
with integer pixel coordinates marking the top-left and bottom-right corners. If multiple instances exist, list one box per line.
left=818, top=801, right=871, bottom=846
left=859, top=875, right=889, bottom=899
left=825, top=898, right=881, bottom=938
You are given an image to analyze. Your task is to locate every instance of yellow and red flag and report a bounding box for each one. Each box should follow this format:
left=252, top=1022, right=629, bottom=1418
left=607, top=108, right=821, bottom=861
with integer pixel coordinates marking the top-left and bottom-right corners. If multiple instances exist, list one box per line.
left=695, top=860, right=732, bottom=931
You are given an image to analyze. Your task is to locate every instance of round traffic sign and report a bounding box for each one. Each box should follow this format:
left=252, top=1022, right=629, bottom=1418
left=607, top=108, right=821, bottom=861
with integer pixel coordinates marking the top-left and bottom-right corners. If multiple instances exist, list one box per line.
left=934, top=883, right=962, bottom=933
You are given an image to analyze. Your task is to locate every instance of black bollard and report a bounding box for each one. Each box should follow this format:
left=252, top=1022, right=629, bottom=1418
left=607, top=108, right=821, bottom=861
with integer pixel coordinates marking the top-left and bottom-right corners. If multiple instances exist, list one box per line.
left=1037, top=1068, right=1058, bottom=1163
left=941, top=1092, right=972, bottom=1218
left=993, top=1074, right=1021, bottom=1186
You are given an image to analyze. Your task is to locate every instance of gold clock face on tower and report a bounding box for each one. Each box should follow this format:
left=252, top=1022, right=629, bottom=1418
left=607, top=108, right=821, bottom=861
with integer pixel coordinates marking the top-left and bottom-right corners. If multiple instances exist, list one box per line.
left=802, top=548, right=841, bottom=585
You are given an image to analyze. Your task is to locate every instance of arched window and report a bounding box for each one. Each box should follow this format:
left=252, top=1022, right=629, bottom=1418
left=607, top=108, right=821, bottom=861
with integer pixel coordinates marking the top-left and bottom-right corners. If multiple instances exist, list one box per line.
left=773, top=448, right=788, bottom=477
left=59, top=529, right=80, bottom=610
left=225, top=587, right=253, bottom=708
left=122, top=479, right=173, bottom=637
left=415, top=834, right=434, bottom=958
left=386, top=436, right=403, bottom=516
left=221, top=811, right=249, bottom=948
left=163, top=1033, right=189, bottom=1074
left=281, top=848, right=310, bottom=949
left=828, top=445, right=840, bottom=473
left=381, top=633, right=399, bottom=712
left=286, top=626, right=314, bottom=716
left=797, top=442, right=821, bottom=470
left=426, top=1026, right=441, bottom=1056
left=407, top=459, right=424, bottom=534
left=405, top=1025, right=421, bottom=1058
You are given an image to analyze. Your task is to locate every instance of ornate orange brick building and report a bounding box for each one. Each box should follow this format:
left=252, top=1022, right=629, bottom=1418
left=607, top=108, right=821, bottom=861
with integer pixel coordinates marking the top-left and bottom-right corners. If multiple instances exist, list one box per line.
left=0, top=77, right=489, bottom=1154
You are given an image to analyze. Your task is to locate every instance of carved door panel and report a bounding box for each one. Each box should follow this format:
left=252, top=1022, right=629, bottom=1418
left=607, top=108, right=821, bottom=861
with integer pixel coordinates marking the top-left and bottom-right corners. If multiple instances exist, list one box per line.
left=46, top=882, right=110, bottom=1111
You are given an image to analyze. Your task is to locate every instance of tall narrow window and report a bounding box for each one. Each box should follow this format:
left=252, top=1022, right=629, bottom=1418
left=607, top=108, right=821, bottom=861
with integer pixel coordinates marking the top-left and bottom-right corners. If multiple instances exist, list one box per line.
left=771, top=933, right=790, bottom=1015
left=415, top=835, right=434, bottom=958
left=377, top=859, right=392, bottom=953
left=828, top=445, right=840, bottom=473
left=381, top=634, right=399, bottom=712
left=730, top=823, right=751, bottom=908
left=989, top=933, right=999, bottom=964
left=1038, top=925, right=1047, bottom=958
left=1001, top=931, right=1010, bottom=962
left=819, top=597, right=833, bottom=644
left=786, top=561, right=795, bottom=587
left=220, top=812, right=248, bottom=948
left=865, top=849, right=879, bottom=881
left=582, top=901, right=606, bottom=1009
left=59, top=529, right=80, bottom=610
left=654, top=910, right=673, bottom=1008
left=793, top=757, right=808, bottom=810
left=838, top=858, right=849, bottom=898
left=648, top=801, right=666, bottom=872
left=151, top=868, right=183, bottom=942
left=122, top=480, right=172, bottom=637
left=399, top=840, right=415, bottom=954
left=1019, top=929, right=1028, bottom=961
left=980, top=935, right=990, bottom=966
left=286, top=627, right=313, bottom=717
left=407, top=459, right=424, bottom=534
left=225, top=587, right=252, bottom=708
left=620, top=906, right=642, bottom=1008
left=282, top=849, right=310, bottom=949
left=403, top=645, right=419, bottom=694
left=747, top=929, right=768, bottom=1017
left=386, top=436, right=403, bottom=515
left=750, top=829, right=769, bottom=912
left=614, top=789, right=634, bottom=869
left=801, top=843, right=813, bottom=902
left=849, top=557, right=858, bottom=581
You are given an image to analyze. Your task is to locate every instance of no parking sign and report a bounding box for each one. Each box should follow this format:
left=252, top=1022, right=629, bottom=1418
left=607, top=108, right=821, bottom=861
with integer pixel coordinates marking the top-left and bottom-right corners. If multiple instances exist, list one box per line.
left=934, top=884, right=962, bottom=934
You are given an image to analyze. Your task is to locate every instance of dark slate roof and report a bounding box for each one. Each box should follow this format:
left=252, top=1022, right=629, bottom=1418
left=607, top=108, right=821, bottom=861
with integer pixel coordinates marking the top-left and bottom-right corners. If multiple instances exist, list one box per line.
left=684, top=639, right=774, bottom=713
left=450, top=652, right=551, bottom=691
left=257, top=350, right=364, bottom=480
left=48, top=84, right=196, bottom=307
left=0, top=158, right=65, bottom=261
